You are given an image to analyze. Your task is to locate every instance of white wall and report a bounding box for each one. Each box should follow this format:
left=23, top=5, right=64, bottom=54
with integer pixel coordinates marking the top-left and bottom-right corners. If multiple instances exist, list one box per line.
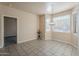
left=0, top=5, right=38, bottom=48
left=0, top=15, right=4, bottom=48
left=70, top=4, right=79, bottom=55
left=71, top=3, right=79, bottom=48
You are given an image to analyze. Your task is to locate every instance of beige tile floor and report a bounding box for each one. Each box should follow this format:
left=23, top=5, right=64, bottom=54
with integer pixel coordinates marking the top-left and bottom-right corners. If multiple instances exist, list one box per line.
left=0, top=39, right=78, bottom=56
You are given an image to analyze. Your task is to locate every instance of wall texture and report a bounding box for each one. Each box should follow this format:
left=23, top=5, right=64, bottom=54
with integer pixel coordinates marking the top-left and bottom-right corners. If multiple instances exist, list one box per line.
left=0, top=5, right=38, bottom=48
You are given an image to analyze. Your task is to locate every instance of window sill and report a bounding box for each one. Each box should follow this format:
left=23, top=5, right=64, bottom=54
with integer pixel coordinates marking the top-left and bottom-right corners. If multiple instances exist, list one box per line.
left=53, top=29, right=70, bottom=33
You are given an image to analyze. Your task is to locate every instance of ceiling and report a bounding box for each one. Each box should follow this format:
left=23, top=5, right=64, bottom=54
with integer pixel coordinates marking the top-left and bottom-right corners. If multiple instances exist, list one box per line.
left=0, top=2, right=78, bottom=15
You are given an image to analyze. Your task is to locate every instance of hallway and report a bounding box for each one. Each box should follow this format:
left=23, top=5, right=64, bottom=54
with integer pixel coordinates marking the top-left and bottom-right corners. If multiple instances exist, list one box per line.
left=0, top=40, right=78, bottom=56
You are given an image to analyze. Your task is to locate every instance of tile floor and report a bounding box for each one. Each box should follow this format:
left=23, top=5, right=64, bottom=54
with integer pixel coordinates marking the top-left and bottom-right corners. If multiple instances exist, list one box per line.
left=0, top=39, right=78, bottom=56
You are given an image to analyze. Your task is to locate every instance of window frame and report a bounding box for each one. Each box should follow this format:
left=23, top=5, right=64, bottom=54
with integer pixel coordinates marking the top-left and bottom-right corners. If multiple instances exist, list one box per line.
left=52, top=13, right=71, bottom=33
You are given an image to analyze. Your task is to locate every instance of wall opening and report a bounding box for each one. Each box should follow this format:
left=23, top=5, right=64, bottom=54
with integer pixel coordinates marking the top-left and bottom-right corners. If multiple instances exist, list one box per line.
left=4, top=16, right=17, bottom=47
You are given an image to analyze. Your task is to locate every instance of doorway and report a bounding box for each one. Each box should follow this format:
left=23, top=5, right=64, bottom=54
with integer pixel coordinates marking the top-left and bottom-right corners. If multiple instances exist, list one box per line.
left=4, top=16, right=17, bottom=47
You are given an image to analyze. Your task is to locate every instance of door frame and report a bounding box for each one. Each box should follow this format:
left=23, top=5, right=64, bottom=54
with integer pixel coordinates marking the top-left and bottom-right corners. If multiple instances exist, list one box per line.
left=1, top=15, right=19, bottom=48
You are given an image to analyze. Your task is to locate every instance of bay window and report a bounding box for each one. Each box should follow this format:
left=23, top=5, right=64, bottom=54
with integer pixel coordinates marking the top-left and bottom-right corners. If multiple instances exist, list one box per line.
left=52, top=15, right=70, bottom=32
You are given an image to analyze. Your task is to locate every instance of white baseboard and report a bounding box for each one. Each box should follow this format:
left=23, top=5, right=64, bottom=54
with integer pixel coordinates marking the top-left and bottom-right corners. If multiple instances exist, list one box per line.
left=17, top=38, right=36, bottom=44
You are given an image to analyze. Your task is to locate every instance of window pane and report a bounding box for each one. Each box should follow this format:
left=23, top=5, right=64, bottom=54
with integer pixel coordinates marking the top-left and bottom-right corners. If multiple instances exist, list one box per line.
left=45, top=15, right=51, bottom=32
left=53, top=15, right=70, bottom=32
